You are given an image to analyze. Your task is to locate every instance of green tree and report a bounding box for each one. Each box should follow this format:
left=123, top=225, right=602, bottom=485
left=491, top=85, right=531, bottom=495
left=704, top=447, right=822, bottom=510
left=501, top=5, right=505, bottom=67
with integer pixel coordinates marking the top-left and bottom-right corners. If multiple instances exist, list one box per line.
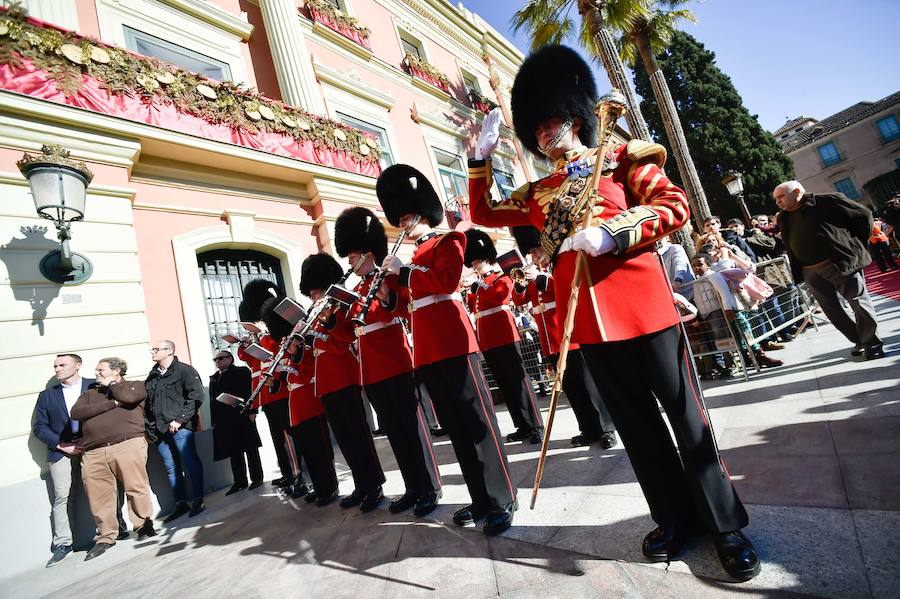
left=632, top=31, right=795, bottom=218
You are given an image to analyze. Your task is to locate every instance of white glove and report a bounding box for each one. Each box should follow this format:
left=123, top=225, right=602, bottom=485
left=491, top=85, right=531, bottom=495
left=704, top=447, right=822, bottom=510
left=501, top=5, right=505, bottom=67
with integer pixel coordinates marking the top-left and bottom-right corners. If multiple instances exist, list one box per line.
left=571, top=227, right=616, bottom=257
left=381, top=255, right=403, bottom=275
left=474, top=107, right=502, bottom=160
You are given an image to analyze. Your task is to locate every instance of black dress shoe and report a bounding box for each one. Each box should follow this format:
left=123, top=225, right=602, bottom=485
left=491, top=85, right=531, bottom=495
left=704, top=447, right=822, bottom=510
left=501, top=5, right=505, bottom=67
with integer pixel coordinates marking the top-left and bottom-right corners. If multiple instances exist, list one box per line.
left=505, top=429, right=528, bottom=442
left=865, top=344, right=886, bottom=360
left=315, top=488, right=339, bottom=507
left=413, top=489, right=441, bottom=517
left=779, top=331, right=794, bottom=342
left=304, top=490, right=319, bottom=503
left=571, top=433, right=597, bottom=447
left=271, top=477, right=292, bottom=488
left=389, top=490, right=419, bottom=514
left=528, top=431, right=543, bottom=445
left=452, top=503, right=488, bottom=527
left=851, top=344, right=864, bottom=357
left=117, top=529, right=131, bottom=541
left=641, top=525, right=688, bottom=562
left=189, top=499, right=205, bottom=518
left=46, top=545, right=72, bottom=567
left=137, top=521, right=157, bottom=541
left=84, top=542, right=114, bottom=561
left=360, top=486, right=384, bottom=513
left=248, top=480, right=263, bottom=490
left=226, top=483, right=248, bottom=496
left=162, top=501, right=190, bottom=524
left=339, top=488, right=365, bottom=509
left=483, top=500, right=517, bottom=536
left=599, top=432, right=618, bottom=450
left=290, top=482, right=310, bottom=499
left=714, top=530, right=761, bottom=581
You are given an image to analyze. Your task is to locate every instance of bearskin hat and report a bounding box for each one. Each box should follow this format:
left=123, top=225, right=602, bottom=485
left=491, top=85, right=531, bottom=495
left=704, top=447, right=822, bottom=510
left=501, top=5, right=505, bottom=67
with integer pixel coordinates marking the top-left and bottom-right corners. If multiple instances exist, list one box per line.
left=260, top=297, right=294, bottom=342
left=334, top=207, right=389, bottom=263
left=511, top=45, right=598, bottom=156
left=511, top=225, right=541, bottom=255
left=376, top=164, right=443, bottom=228
left=299, top=253, right=344, bottom=297
left=463, top=228, right=497, bottom=267
left=238, top=279, right=283, bottom=323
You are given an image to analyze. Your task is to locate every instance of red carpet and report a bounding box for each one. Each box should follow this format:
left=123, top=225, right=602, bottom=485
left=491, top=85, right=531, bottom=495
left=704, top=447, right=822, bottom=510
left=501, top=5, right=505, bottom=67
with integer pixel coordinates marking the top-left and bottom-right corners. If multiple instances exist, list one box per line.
left=865, top=263, right=900, bottom=301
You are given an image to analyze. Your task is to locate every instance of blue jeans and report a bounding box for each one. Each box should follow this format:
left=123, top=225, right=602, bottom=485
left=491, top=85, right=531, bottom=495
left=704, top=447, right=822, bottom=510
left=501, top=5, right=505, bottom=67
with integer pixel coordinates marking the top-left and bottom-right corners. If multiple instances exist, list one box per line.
left=156, top=428, right=204, bottom=502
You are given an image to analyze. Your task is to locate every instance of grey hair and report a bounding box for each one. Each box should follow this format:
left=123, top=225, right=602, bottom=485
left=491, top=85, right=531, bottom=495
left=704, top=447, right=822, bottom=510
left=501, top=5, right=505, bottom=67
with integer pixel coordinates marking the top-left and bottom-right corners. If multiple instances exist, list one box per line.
left=161, top=340, right=176, bottom=351
left=99, top=357, right=128, bottom=376
left=775, top=180, right=805, bottom=195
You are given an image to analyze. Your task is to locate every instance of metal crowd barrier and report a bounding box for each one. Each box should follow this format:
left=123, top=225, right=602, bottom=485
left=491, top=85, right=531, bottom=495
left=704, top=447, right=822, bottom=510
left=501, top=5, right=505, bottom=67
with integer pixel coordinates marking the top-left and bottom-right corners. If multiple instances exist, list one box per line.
left=479, top=315, right=554, bottom=396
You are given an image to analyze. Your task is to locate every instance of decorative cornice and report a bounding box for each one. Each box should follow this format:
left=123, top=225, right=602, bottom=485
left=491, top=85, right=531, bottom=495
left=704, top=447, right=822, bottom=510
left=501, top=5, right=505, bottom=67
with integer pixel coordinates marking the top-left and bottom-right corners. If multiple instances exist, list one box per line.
left=313, top=61, right=395, bottom=109
left=0, top=172, right=137, bottom=199
left=157, top=0, right=254, bottom=40
left=398, top=0, right=482, bottom=56
left=410, top=73, right=451, bottom=101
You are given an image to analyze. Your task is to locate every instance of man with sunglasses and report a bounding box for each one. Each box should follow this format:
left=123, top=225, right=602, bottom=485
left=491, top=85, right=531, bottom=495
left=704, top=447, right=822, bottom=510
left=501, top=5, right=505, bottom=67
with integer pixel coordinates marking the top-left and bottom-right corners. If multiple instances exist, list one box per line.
left=145, top=340, right=206, bottom=521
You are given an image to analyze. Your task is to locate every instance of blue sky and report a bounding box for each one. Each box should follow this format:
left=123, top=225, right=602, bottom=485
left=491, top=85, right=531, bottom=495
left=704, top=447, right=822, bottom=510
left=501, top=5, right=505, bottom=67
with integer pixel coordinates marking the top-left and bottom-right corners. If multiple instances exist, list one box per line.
left=464, top=0, right=900, bottom=132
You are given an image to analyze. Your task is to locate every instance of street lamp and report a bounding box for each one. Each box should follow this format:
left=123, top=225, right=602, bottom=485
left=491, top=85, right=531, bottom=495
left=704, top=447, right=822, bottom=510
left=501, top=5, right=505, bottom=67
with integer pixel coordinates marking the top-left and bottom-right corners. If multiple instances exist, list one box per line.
left=723, top=170, right=752, bottom=226
left=17, top=145, right=94, bottom=284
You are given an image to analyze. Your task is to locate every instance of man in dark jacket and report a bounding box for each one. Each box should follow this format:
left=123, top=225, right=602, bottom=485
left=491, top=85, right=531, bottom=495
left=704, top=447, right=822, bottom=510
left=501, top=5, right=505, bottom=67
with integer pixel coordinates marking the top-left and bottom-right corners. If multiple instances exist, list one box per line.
left=209, top=350, right=262, bottom=494
left=774, top=181, right=884, bottom=359
left=704, top=216, right=757, bottom=262
left=33, top=353, right=94, bottom=567
left=145, top=340, right=206, bottom=520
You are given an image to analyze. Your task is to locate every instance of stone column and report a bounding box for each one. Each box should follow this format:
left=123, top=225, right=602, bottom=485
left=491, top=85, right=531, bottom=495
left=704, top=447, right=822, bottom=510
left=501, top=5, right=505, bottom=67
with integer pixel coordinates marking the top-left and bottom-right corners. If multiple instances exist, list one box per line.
left=258, top=0, right=325, bottom=114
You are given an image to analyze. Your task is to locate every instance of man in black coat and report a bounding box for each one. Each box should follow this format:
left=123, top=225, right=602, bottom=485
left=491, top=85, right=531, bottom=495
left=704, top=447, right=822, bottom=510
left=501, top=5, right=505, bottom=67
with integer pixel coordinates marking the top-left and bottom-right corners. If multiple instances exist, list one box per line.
left=209, top=350, right=263, bottom=494
left=145, top=340, right=207, bottom=521
left=774, top=181, right=883, bottom=359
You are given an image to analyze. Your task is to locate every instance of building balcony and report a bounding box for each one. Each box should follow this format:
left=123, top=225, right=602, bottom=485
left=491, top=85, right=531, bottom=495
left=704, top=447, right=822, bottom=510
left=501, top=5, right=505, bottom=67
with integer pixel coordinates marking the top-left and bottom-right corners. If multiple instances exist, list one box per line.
left=0, top=9, right=381, bottom=177
left=302, top=0, right=373, bottom=52
left=402, top=52, right=451, bottom=95
left=468, top=90, right=498, bottom=115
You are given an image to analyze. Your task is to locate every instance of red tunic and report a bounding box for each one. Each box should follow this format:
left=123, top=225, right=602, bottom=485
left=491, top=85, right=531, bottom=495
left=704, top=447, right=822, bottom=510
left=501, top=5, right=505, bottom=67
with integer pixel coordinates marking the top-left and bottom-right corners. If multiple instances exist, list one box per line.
left=469, top=142, right=686, bottom=344
left=398, top=231, right=479, bottom=367
left=349, top=271, right=414, bottom=385
left=237, top=333, right=289, bottom=408
left=466, top=271, right=519, bottom=351
left=309, top=308, right=360, bottom=397
left=513, top=274, right=562, bottom=356
left=286, top=349, right=324, bottom=427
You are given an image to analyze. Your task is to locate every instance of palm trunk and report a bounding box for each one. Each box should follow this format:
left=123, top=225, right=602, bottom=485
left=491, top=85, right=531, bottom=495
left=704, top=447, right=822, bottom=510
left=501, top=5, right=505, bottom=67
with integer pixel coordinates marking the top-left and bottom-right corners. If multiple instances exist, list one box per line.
left=633, top=24, right=711, bottom=225
left=578, top=0, right=651, bottom=142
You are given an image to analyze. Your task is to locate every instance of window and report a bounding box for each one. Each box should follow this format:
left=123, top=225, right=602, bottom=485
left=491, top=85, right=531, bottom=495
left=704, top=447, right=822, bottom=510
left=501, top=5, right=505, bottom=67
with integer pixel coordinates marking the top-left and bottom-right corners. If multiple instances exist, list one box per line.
left=197, top=250, right=284, bottom=353
left=337, top=113, right=394, bottom=168
left=399, top=30, right=423, bottom=60
left=433, top=148, right=467, bottom=203
left=461, top=70, right=480, bottom=95
left=493, top=168, right=516, bottom=202
left=124, top=26, right=232, bottom=81
left=876, top=115, right=900, bottom=142
left=833, top=177, right=859, bottom=200
left=817, top=142, right=842, bottom=167
left=322, top=0, right=342, bottom=8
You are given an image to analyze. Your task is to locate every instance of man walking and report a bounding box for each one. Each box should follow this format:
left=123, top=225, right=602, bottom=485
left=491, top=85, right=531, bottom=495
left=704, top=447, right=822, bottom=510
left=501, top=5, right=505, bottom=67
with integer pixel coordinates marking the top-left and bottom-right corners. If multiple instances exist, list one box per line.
left=71, top=358, right=155, bottom=561
left=145, top=340, right=206, bottom=521
left=33, top=353, right=93, bottom=567
left=774, top=181, right=884, bottom=359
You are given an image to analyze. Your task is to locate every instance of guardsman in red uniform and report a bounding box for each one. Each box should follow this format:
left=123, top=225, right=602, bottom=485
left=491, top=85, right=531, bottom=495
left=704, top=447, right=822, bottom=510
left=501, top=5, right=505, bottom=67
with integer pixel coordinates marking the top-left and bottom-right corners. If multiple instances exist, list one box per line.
left=335, top=207, right=442, bottom=516
left=299, top=253, right=386, bottom=512
left=509, top=225, right=617, bottom=449
left=463, top=228, right=543, bottom=444
left=258, top=298, right=339, bottom=507
left=468, top=45, right=759, bottom=580
left=236, top=280, right=299, bottom=490
left=378, top=164, right=517, bottom=536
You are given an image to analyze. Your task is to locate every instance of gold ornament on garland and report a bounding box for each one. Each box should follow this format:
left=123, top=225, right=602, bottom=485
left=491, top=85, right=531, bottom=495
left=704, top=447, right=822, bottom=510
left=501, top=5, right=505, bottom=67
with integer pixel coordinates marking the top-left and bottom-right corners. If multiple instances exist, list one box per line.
left=0, top=8, right=381, bottom=168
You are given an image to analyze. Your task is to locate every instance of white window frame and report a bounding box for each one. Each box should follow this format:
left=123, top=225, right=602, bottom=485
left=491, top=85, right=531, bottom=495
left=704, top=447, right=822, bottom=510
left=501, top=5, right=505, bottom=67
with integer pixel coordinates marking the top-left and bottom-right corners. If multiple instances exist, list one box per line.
left=123, top=25, right=233, bottom=82
left=320, top=78, right=402, bottom=165
left=460, top=68, right=481, bottom=95
left=94, top=0, right=249, bottom=85
left=396, top=26, right=427, bottom=62
left=337, top=112, right=395, bottom=169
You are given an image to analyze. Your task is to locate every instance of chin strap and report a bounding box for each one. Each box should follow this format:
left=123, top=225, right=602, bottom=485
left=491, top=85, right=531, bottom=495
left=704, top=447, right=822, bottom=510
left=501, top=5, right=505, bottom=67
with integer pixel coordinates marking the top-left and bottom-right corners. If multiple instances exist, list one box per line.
left=539, top=119, right=574, bottom=157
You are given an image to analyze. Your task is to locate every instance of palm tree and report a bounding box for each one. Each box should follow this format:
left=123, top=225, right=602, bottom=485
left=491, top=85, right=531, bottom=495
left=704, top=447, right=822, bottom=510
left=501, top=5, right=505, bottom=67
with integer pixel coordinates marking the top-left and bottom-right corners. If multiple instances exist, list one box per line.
left=512, top=0, right=712, bottom=223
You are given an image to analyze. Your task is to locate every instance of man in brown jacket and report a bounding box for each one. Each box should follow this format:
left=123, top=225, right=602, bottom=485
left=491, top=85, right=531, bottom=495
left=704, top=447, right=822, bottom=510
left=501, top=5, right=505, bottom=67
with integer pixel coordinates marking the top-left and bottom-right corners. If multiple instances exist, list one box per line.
left=71, top=357, right=156, bottom=561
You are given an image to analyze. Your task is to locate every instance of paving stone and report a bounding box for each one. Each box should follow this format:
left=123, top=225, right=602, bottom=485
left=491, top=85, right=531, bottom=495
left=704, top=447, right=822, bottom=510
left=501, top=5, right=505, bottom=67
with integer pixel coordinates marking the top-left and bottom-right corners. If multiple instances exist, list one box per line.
left=830, top=416, right=900, bottom=455
left=853, top=509, right=900, bottom=599
left=839, top=455, right=900, bottom=511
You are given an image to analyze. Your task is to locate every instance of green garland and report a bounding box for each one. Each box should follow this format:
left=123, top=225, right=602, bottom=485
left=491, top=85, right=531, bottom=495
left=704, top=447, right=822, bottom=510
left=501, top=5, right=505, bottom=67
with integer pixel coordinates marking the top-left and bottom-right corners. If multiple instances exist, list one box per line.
left=0, top=8, right=382, bottom=166
left=305, top=0, right=371, bottom=39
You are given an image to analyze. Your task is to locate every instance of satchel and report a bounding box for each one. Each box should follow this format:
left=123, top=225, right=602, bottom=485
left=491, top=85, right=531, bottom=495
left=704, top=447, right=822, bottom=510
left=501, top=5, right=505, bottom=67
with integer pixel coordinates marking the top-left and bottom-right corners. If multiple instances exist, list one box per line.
left=719, top=268, right=773, bottom=310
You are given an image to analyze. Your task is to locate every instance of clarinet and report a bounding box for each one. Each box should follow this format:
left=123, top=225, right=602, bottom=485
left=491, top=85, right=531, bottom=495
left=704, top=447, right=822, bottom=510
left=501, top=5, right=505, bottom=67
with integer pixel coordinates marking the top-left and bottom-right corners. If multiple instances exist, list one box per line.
left=351, top=216, right=420, bottom=326
left=241, top=266, right=356, bottom=414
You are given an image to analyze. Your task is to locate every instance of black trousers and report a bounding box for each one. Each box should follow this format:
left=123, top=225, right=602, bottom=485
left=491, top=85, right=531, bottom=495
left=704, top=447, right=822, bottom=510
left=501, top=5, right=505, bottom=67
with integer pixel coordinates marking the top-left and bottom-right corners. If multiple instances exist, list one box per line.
left=415, top=374, right=441, bottom=429
left=229, top=446, right=263, bottom=486
left=289, top=415, right=338, bottom=496
left=321, top=385, right=386, bottom=493
left=580, top=325, right=748, bottom=533
left=418, top=353, right=516, bottom=508
left=366, top=372, right=441, bottom=495
left=548, top=349, right=615, bottom=438
left=262, top=399, right=298, bottom=481
left=482, top=344, right=543, bottom=434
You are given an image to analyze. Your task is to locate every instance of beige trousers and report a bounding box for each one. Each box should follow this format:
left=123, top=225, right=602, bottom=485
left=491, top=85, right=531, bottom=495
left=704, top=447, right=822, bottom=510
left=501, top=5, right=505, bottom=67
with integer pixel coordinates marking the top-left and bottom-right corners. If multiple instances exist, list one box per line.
left=82, top=436, right=153, bottom=543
